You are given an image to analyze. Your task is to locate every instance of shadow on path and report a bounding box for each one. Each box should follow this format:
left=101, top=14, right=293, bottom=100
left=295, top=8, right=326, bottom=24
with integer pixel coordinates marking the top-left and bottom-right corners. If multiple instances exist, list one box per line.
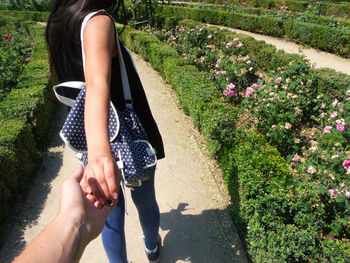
left=160, top=203, right=246, bottom=263
left=0, top=104, right=67, bottom=262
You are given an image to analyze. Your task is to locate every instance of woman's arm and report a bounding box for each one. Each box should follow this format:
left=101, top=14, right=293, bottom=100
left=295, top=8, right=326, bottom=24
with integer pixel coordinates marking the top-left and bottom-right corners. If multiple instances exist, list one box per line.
left=81, top=15, right=120, bottom=205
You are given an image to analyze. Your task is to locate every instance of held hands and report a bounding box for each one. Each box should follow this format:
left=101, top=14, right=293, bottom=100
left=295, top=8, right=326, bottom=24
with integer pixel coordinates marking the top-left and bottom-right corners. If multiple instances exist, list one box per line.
left=12, top=165, right=118, bottom=263
left=80, top=154, right=122, bottom=208
left=58, top=165, right=117, bottom=243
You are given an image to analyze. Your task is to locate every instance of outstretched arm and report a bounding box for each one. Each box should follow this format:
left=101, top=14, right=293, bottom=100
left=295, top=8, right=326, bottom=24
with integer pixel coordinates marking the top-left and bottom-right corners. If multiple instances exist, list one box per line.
left=12, top=165, right=116, bottom=263
left=80, top=14, right=121, bottom=206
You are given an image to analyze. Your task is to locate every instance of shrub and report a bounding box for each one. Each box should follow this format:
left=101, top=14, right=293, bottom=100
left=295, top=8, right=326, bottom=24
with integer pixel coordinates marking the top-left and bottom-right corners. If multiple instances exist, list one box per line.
left=0, top=22, right=55, bottom=223
left=0, top=118, right=38, bottom=222
left=0, top=16, right=34, bottom=101
left=0, top=10, right=49, bottom=21
left=156, top=5, right=350, bottom=58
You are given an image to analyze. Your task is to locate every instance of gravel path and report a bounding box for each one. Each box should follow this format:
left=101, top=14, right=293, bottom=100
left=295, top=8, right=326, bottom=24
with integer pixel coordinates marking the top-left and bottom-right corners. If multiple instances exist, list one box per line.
left=0, top=52, right=248, bottom=263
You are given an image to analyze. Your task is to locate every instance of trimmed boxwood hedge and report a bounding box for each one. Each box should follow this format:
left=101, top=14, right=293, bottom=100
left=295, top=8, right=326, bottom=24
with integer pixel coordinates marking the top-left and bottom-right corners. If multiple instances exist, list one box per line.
left=0, top=22, right=55, bottom=223
left=0, top=118, right=38, bottom=222
left=171, top=2, right=350, bottom=28
left=0, top=10, right=49, bottom=21
left=118, top=24, right=350, bottom=262
left=180, top=0, right=350, bottom=17
left=157, top=5, right=350, bottom=58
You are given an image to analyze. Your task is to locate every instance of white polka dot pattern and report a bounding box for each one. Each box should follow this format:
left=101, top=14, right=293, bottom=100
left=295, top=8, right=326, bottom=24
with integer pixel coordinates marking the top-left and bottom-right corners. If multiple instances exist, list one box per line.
left=60, top=87, right=157, bottom=187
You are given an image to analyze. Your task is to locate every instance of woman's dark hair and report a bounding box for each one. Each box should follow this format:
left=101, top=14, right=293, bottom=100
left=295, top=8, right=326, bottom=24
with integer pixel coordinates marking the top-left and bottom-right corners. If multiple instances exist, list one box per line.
left=46, top=0, right=125, bottom=80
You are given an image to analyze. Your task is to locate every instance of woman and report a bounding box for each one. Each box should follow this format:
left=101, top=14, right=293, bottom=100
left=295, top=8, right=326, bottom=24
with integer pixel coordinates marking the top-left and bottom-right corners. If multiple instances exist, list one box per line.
left=46, top=1, right=165, bottom=262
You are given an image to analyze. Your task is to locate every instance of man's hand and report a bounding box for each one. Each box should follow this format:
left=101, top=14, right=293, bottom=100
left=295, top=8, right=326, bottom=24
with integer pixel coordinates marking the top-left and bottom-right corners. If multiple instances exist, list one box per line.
left=58, top=164, right=117, bottom=243
left=13, top=165, right=119, bottom=263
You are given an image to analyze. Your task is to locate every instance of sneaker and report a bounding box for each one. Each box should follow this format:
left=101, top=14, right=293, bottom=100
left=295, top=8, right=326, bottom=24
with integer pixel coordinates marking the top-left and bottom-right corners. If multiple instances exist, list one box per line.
left=145, top=235, right=161, bottom=263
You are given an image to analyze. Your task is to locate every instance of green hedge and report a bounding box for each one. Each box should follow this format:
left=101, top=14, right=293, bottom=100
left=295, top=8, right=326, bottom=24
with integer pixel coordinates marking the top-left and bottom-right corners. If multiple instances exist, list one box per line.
left=0, top=10, right=49, bottom=21
left=157, top=5, right=350, bottom=58
left=0, top=118, right=38, bottom=222
left=119, top=24, right=350, bottom=262
left=167, top=2, right=350, bottom=28
left=223, top=131, right=350, bottom=262
left=0, top=23, right=55, bottom=222
left=180, top=0, right=350, bottom=17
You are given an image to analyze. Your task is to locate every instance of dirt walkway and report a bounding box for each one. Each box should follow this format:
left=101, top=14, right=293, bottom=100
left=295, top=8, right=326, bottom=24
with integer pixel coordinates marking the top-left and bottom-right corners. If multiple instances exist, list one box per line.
left=210, top=24, right=350, bottom=75
left=0, top=53, right=247, bottom=263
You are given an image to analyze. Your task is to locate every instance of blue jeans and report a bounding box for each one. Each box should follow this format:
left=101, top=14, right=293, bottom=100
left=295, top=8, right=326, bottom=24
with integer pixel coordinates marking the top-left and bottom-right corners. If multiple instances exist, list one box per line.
left=102, top=173, right=160, bottom=263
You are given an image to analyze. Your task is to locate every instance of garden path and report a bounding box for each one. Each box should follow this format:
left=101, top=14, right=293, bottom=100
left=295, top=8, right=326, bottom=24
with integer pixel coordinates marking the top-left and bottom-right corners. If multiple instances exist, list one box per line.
left=0, top=52, right=248, bottom=262
left=209, top=24, right=350, bottom=75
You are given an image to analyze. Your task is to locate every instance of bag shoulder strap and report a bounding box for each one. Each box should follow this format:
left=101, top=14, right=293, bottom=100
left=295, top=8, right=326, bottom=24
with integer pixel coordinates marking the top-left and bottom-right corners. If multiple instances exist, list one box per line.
left=80, top=11, right=133, bottom=109
left=53, top=81, right=85, bottom=107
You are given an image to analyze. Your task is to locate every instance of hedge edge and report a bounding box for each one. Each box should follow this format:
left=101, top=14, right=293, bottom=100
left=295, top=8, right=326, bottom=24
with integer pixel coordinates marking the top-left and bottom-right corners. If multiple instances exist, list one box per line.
left=0, top=22, right=55, bottom=223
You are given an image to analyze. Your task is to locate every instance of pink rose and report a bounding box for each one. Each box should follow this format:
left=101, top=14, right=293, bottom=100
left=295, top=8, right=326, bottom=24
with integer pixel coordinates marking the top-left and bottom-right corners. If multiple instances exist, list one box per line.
left=307, top=166, right=315, bottom=174
left=227, top=83, right=235, bottom=90
left=323, top=126, right=332, bottom=134
left=223, top=90, right=228, bottom=96
left=345, top=191, right=350, bottom=199
left=337, top=124, right=345, bottom=131
left=228, top=90, right=237, bottom=96
left=253, top=83, right=260, bottom=88
left=328, top=188, right=339, bottom=198
left=236, top=43, right=243, bottom=48
left=221, top=71, right=226, bottom=75
left=246, top=87, right=254, bottom=95
left=226, top=42, right=232, bottom=49
left=215, top=64, right=220, bottom=69
left=292, top=154, right=299, bottom=162
left=233, top=37, right=239, bottom=42
left=343, top=160, right=350, bottom=169
left=330, top=111, right=338, bottom=118
left=340, top=108, right=344, bottom=112
left=10, top=12, right=14, bottom=16
left=3, top=35, right=12, bottom=41
left=275, top=77, right=282, bottom=83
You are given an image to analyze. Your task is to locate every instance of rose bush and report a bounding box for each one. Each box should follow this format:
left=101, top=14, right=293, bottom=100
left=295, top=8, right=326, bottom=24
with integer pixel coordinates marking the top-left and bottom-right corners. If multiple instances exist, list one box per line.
left=135, top=19, right=350, bottom=261
left=0, top=16, right=33, bottom=101
left=143, top=24, right=259, bottom=104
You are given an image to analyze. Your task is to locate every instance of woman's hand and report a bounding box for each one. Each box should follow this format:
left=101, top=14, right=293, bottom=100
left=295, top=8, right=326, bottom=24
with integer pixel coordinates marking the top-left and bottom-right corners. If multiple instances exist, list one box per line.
left=81, top=154, right=121, bottom=207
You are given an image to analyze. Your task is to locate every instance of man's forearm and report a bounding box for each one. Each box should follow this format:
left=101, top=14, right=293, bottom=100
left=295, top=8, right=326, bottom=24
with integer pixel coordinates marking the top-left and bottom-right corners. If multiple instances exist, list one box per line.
left=13, top=215, right=87, bottom=263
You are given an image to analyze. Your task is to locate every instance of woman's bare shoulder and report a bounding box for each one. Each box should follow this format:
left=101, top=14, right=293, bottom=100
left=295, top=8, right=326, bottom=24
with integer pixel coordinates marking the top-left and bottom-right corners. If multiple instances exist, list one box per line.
left=84, top=13, right=115, bottom=38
